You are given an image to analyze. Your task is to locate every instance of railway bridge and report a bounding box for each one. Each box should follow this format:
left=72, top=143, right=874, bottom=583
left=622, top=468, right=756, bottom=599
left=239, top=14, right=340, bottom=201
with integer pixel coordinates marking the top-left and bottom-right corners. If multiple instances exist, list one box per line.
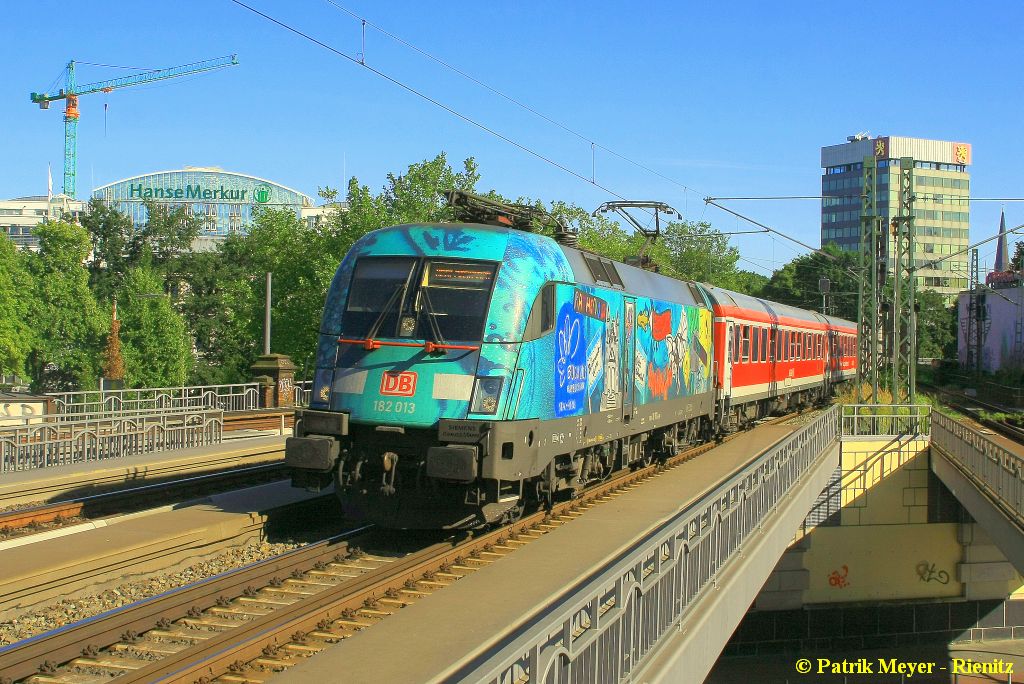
left=271, top=405, right=1024, bottom=683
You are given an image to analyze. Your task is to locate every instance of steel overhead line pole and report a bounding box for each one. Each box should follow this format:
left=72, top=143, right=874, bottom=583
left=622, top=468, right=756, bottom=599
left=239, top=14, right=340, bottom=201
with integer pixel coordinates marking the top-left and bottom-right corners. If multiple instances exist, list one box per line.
left=892, top=157, right=917, bottom=404
left=857, top=156, right=883, bottom=403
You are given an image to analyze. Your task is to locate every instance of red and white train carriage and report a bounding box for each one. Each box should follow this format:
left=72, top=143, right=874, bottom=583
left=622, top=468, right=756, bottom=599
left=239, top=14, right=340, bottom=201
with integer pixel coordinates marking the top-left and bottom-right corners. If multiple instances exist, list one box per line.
left=701, top=285, right=857, bottom=429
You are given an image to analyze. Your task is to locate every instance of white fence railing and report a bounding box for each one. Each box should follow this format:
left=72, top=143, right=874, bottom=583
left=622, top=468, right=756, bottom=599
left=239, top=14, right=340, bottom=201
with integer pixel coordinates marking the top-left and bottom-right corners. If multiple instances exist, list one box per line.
left=460, top=406, right=841, bottom=684
left=0, top=409, right=224, bottom=473
left=840, top=403, right=931, bottom=438
left=47, top=383, right=260, bottom=415
left=293, top=380, right=312, bottom=407
left=932, top=411, right=1024, bottom=527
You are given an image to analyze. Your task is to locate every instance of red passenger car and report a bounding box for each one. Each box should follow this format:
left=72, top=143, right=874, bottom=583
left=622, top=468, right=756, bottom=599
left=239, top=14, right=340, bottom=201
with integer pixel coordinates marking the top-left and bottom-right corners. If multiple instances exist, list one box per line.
left=701, top=286, right=857, bottom=429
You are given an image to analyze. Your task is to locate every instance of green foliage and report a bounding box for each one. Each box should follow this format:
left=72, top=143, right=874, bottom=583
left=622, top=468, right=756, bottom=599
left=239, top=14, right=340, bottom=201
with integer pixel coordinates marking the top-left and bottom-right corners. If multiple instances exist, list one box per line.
left=215, top=207, right=342, bottom=381
left=0, top=234, right=35, bottom=376
left=81, top=198, right=201, bottom=299
left=1012, top=241, right=1024, bottom=270
left=760, top=245, right=859, bottom=319
left=116, top=268, right=192, bottom=387
left=729, top=269, right=769, bottom=296
left=20, top=152, right=781, bottom=391
left=25, top=220, right=107, bottom=391
left=915, top=289, right=956, bottom=359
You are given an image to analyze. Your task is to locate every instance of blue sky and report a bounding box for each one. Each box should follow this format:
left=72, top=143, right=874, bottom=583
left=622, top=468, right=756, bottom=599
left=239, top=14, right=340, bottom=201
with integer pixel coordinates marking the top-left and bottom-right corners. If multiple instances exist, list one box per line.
left=3, top=1, right=1021, bottom=275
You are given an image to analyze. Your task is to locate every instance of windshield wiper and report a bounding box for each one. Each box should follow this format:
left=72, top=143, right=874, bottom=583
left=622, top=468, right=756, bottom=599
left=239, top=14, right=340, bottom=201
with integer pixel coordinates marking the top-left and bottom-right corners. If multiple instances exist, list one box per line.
left=363, top=283, right=406, bottom=341
left=418, top=288, right=448, bottom=346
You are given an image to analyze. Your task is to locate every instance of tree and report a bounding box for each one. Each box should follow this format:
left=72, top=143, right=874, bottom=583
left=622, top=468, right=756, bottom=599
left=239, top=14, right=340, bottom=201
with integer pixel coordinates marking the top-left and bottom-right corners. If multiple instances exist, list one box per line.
left=729, top=270, right=769, bottom=297
left=117, top=267, right=192, bottom=387
left=25, top=220, right=107, bottom=390
left=760, top=245, right=860, bottom=319
left=0, top=234, right=35, bottom=377
left=1012, top=241, right=1024, bottom=271
left=178, top=250, right=251, bottom=384
left=102, top=312, right=126, bottom=381
left=216, top=207, right=342, bottom=380
left=81, top=198, right=134, bottom=298
left=915, top=289, right=956, bottom=359
left=81, top=198, right=202, bottom=299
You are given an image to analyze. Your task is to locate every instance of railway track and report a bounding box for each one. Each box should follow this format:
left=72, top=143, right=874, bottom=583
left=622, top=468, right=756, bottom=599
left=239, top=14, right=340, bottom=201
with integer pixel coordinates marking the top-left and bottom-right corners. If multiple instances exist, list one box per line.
left=0, top=463, right=288, bottom=540
left=920, top=382, right=1024, bottom=444
left=0, top=410, right=810, bottom=684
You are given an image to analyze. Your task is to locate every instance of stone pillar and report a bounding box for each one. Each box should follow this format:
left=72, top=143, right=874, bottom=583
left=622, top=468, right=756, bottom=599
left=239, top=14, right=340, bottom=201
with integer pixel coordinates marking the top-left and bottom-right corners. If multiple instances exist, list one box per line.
left=250, top=354, right=297, bottom=409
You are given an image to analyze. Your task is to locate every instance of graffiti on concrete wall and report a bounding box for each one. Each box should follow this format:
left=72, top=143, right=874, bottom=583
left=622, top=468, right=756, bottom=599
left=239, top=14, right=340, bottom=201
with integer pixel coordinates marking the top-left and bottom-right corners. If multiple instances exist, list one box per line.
left=827, top=565, right=850, bottom=588
left=915, top=561, right=950, bottom=584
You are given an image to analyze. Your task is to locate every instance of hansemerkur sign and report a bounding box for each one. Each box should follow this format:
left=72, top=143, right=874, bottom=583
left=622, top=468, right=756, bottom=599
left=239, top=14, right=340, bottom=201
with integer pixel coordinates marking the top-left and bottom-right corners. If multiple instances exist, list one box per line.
left=128, top=183, right=272, bottom=203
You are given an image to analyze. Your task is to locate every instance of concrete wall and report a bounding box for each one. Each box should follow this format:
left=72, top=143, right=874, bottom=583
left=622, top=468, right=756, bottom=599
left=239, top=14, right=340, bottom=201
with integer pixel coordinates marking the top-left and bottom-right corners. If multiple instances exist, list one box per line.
left=743, top=436, right=1024, bottom=650
left=749, top=438, right=1019, bottom=614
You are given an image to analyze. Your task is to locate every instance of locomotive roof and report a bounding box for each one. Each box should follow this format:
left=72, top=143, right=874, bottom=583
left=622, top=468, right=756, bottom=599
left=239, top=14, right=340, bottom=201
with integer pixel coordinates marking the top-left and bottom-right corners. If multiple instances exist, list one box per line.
left=558, top=245, right=708, bottom=309
left=368, top=223, right=853, bottom=329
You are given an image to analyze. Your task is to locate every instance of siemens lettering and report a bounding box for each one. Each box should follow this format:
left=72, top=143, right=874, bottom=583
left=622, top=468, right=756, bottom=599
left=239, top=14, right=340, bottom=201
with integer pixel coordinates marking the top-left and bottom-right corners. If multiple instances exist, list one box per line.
left=128, top=183, right=250, bottom=201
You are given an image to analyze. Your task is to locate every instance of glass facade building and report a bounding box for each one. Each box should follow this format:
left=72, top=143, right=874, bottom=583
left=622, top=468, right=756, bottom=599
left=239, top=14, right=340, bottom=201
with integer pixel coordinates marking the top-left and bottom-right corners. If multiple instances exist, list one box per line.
left=821, top=136, right=971, bottom=300
left=92, top=167, right=315, bottom=240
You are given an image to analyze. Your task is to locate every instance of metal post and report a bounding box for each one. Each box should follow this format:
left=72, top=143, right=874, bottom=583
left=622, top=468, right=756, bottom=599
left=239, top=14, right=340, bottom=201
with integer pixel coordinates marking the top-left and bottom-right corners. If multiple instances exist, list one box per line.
left=892, top=158, right=916, bottom=403
left=264, top=272, right=272, bottom=356
left=858, top=156, right=882, bottom=403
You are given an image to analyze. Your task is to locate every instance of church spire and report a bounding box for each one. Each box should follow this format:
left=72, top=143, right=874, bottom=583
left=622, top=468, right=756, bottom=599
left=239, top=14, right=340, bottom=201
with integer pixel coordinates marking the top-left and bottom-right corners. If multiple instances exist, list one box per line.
left=994, top=209, right=1009, bottom=272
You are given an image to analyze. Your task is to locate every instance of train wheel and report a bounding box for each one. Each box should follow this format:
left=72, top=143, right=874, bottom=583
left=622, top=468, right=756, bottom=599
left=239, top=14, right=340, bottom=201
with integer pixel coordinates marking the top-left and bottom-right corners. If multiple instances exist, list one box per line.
left=499, top=498, right=525, bottom=525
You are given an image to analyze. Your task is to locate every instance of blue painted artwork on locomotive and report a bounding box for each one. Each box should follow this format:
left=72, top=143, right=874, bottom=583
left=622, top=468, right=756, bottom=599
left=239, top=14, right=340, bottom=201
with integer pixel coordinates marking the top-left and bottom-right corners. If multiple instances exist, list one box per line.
left=286, top=221, right=718, bottom=528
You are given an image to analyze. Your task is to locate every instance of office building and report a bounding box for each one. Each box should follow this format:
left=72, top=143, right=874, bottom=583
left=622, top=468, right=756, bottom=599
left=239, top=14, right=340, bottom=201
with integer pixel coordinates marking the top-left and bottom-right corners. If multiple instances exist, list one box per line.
left=821, top=135, right=971, bottom=300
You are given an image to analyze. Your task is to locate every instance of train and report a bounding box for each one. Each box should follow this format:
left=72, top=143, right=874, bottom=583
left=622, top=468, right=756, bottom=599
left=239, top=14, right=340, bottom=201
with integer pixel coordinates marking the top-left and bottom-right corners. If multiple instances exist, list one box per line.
left=285, top=200, right=857, bottom=529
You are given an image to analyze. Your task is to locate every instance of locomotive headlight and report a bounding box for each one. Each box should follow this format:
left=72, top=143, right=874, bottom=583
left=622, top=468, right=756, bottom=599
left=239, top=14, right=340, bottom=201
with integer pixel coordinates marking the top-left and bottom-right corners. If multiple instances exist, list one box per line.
left=470, top=376, right=504, bottom=414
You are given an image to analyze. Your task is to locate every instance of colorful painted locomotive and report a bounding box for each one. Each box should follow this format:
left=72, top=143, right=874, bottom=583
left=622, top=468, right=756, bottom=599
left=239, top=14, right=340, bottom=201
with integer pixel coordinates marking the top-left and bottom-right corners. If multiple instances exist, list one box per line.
left=285, top=216, right=856, bottom=528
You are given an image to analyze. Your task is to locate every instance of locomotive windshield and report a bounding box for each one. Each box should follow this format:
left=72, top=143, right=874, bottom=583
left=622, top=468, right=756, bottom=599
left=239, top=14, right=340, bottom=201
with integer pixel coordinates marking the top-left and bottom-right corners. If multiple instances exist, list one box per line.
left=343, top=257, right=497, bottom=342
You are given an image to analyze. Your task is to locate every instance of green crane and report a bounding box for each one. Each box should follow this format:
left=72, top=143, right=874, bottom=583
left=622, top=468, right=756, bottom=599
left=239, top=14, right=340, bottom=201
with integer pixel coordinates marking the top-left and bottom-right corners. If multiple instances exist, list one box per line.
left=31, top=54, right=239, bottom=199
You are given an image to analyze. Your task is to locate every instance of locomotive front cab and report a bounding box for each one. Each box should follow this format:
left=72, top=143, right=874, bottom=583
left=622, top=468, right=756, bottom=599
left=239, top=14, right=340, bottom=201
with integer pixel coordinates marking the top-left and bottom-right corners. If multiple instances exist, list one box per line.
left=286, top=223, right=571, bottom=528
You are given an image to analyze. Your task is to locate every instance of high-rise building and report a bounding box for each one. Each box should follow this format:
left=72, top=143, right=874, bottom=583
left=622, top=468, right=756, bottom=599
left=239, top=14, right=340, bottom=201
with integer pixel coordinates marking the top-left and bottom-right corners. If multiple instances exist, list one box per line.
left=821, top=135, right=971, bottom=300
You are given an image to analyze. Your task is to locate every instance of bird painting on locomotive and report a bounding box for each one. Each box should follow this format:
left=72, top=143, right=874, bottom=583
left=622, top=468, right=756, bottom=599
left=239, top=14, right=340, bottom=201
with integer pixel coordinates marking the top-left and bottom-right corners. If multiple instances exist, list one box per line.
left=286, top=215, right=717, bottom=529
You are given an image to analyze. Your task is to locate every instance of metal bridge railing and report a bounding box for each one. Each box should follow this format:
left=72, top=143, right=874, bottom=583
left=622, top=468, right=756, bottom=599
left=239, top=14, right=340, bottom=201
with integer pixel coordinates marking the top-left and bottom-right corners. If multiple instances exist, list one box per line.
left=840, top=404, right=931, bottom=439
left=932, top=411, right=1024, bottom=528
left=47, top=383, right=260, bottom=415
left=465, top=405, right=841, bottom=684
left=293, top=380, right=312, bottom=407
left=0, top=409, right=223, bottom=473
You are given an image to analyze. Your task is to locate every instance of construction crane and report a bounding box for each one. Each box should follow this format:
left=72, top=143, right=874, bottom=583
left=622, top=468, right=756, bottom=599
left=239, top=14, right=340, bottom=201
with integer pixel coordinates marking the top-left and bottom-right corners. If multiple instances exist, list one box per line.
left=31, top=55, right=239, bottom=199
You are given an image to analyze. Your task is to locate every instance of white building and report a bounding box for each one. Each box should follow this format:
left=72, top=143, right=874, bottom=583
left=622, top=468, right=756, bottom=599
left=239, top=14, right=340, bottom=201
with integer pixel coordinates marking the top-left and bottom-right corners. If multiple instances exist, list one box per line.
left=0, top=194, right=86, bottom=250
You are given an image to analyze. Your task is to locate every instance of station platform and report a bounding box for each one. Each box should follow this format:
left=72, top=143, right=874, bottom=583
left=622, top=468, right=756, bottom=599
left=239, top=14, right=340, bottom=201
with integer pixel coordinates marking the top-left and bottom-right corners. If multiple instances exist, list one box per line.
left=0, top=435, right=286, bottom=508
left=275, top=423, right=800, bottom=683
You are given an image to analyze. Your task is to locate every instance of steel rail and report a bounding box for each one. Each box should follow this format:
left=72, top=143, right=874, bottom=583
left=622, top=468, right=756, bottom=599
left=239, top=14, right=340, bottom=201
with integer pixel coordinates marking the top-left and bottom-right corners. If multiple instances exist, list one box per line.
left=0, top=462, right=287, bottom=534
left=114, top=413, right=807, bottom=683
left=0, top=527, right=373, bottom=682
left=921, top=382, right=1024, bottom=445
left=2, top=410, right=809, bottom=683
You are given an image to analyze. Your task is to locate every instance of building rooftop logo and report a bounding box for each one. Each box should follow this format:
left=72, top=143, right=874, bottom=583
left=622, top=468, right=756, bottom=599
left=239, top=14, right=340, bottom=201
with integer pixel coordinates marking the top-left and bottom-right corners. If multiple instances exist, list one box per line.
left=953, top=143, right=971, bottom=165
left=253, top=185, right=272, bottom=204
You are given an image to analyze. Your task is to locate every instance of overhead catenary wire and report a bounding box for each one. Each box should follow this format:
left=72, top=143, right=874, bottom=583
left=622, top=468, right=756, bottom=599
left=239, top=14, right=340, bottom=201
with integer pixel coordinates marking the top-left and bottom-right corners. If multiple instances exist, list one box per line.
left=232, top=0, right=820, bottom=262
left=229, top=0, right=635, bottom=207
left=704, top=199, right=834, bottom=259
left=320, top=0, right=706, bottom=201
left=710, top=195, right=1024, bottom=203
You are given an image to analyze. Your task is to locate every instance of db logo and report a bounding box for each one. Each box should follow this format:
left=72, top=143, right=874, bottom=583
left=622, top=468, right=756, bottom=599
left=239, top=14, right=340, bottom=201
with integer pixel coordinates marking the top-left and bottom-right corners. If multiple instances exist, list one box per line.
left=380, top=371, right=417, bottom=397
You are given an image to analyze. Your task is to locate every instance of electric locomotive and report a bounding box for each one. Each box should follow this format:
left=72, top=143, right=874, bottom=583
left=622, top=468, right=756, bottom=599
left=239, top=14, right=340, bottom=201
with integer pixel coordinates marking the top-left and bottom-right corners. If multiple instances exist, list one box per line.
left=286, top=196, right=719, bottom=528
left=285, top=193, right=857, bottom=529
